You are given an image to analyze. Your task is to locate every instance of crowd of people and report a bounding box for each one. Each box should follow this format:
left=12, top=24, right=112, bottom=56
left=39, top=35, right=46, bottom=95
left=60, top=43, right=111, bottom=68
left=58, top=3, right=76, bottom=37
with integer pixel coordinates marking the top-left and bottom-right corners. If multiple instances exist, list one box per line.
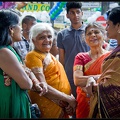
left=0, top=1, right=120, bottom=119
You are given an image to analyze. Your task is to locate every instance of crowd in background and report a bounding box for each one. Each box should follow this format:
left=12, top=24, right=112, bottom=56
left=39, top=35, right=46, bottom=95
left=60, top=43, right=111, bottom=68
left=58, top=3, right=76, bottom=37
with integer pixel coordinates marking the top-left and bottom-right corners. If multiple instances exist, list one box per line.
left=0, top=1, right=120, bottom=119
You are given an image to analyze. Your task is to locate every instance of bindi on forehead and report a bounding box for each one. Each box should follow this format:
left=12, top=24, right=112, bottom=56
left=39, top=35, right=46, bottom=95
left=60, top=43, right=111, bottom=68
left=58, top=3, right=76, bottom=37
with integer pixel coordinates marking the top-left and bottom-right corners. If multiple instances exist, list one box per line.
left=89, top=28, right=95, bottom=31
left=89, top=27, right=99, bottom=31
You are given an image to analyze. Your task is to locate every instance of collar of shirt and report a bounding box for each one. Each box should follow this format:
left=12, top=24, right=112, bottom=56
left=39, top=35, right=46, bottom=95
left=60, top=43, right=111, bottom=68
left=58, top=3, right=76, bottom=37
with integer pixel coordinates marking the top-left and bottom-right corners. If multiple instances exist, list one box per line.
left=22, top=36, right=30, bottom=43
left=68, top=24, right=86, bottom=31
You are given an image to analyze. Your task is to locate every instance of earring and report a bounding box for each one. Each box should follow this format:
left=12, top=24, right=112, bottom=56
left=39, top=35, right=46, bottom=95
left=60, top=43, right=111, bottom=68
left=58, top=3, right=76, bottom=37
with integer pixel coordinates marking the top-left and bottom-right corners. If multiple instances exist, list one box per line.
left=11, top=30, right=14, bottom=37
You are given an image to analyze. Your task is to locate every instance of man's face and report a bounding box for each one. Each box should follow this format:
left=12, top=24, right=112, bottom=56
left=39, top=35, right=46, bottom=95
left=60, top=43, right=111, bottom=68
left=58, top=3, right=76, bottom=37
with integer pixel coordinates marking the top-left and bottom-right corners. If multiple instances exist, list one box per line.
left=66, top=8, right=83, bottom=24
left=23, top=20, right=37, bottom=34
left=26, top=20, right=37, bottom=33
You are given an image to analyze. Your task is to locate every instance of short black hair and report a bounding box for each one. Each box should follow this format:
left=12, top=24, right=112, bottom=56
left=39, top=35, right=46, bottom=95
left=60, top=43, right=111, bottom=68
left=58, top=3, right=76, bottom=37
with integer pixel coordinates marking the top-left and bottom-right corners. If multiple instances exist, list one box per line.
left=66, top=2, right=82, bottom=13
left=22, top=15, right=36, bottom=25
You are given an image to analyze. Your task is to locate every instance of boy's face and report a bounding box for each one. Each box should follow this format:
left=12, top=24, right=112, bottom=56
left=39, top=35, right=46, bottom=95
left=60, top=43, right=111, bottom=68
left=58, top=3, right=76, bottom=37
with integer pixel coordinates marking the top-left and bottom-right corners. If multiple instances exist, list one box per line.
left=66, top=8, right=83, bottom=24
left=22, top=20, right=37, bottom=34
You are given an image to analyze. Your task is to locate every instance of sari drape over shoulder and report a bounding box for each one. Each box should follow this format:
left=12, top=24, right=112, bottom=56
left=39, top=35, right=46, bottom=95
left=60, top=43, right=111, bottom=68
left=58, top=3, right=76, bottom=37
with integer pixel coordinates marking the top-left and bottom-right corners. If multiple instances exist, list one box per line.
left=74, top=52, right=111, bottom=118
left=89, top=46, right=120, bottom=118
left=25, top=50, right=71, bottom=118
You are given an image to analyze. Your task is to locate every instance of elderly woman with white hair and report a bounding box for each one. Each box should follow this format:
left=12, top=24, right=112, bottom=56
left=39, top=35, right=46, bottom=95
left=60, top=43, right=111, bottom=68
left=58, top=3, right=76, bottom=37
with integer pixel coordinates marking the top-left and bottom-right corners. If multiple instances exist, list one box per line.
left=25, top=23, right=77, bottom=118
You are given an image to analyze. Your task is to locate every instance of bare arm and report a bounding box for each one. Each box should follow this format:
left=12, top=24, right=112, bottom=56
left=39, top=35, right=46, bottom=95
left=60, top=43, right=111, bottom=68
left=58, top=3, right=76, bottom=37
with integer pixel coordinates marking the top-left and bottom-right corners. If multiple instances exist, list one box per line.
left=22, top=65, right=47, bottom=95
left=30, top=68, right=48, bottom=96
left=32, top=70, right=76, bottom=112
left=58, top=48, right=65, bottom=67
left=0, top=48, right=33, bottom=89
left=44, top=85, right=77, bottom=113
left=73, top=70, right=101, bottom=87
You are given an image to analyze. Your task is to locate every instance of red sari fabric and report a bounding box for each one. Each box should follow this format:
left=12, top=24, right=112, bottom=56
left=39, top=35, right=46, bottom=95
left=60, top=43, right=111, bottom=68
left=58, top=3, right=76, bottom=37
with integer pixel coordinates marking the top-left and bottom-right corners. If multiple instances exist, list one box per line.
left=73, top=52, right=111, bottom=118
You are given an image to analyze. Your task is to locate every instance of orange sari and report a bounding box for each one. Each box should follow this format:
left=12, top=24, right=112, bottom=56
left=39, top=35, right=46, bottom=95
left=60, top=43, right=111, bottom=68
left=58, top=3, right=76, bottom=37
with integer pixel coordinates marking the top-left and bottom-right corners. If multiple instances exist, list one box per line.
left=73, top=52, right=111, bottom=118
left=25, top=51, right=71, bottom=118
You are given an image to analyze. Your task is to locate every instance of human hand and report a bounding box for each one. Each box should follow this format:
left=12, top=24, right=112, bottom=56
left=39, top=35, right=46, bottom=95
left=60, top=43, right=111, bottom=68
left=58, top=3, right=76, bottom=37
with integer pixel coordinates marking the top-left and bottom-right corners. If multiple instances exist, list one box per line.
left=59, top=100, right=68, bottom=108
left=32, top=81, right=48, bottom=96
left=59, top=99, right=75, bottom=115
left=93, top=75, right=100, bottom=81
left=62, top=104, right=74, bottom=115
left=32, top=79, right=42, bottom=92
left=86, top=77, right=98, bottom=97
left=67, top=94, right=77, bottom=114
left=39, top=82, right=48, bottom=96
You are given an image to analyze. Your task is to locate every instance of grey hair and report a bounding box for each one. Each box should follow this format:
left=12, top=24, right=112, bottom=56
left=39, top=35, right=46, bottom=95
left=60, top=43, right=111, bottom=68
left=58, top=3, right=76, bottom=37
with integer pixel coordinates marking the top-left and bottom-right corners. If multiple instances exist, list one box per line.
left=85, top=22, right=107, bottom=44
left=85, top=22, right=106, bottom=36
left=29, top=23, right=54, bottom=49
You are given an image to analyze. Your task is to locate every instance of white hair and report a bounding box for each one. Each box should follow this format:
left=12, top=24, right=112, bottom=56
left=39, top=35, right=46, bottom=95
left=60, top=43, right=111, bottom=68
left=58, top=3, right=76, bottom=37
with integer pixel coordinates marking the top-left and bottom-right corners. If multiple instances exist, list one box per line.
left=29, top=23, right=54, bottom=49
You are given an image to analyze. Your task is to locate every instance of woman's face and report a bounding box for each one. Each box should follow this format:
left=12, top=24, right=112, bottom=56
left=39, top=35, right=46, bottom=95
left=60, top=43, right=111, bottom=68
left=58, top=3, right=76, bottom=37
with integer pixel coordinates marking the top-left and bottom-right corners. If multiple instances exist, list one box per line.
left=12, top=23, right=22, bottom=42
left=105, top=20, right=118, bottom=39
left=33, top=30, right=53, bottom=53
left=85, top=26, right=104, bottom=47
